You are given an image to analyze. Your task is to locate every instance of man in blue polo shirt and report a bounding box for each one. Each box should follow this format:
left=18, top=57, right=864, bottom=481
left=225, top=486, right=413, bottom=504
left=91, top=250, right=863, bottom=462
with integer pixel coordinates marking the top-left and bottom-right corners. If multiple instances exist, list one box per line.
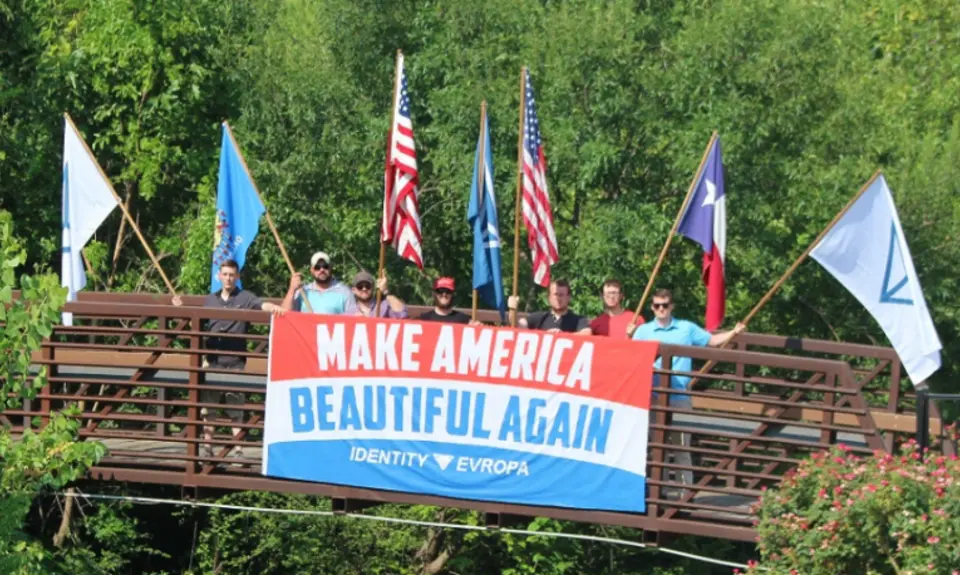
left=629, top=288, right=744, bottom=484
left=281, top=251, right=357, bottom=315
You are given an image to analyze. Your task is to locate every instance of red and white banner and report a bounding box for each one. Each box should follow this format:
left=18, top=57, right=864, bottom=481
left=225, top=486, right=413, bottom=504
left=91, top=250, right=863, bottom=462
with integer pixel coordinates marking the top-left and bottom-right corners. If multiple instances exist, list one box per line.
left=263, top=314, right=657, bottom=513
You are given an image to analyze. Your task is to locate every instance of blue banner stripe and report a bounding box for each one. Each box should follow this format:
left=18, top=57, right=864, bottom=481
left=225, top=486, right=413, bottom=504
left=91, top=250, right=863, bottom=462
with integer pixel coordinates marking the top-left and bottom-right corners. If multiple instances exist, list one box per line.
left=266, top=439, right=646, bottom=513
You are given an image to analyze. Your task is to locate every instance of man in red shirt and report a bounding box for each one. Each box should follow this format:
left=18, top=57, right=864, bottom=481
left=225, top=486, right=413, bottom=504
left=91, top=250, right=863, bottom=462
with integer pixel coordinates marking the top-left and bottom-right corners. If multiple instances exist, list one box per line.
left=590, top=279, right=643, bottom=338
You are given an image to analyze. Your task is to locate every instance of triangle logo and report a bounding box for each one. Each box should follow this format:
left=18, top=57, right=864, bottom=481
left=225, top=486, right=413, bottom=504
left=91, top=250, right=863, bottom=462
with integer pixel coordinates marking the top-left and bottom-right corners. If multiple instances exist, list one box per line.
left=880, top=222, right=913, bottom=306
left=432, top=454, right=454, bottom=471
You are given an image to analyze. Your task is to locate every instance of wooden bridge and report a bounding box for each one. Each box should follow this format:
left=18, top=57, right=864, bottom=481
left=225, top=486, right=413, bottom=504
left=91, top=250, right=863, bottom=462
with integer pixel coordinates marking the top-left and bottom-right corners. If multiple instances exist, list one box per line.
left=3, top=292, right=941, bottom=543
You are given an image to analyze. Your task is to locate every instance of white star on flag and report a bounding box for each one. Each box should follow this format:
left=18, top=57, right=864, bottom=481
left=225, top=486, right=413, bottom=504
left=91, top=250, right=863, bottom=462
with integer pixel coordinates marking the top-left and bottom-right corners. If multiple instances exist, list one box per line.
left=702, top=179, right=717, bottom=207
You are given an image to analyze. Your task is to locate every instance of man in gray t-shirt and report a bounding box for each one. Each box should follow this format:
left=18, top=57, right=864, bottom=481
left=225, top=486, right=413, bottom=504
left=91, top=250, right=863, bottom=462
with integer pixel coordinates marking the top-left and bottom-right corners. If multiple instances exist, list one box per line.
left=202, top=259, right=283, bottom=460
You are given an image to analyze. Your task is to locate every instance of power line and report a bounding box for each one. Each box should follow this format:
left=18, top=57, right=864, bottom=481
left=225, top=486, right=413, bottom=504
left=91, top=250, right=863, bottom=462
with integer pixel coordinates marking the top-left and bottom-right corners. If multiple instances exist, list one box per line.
left=59, top=491, right=753, bottom=570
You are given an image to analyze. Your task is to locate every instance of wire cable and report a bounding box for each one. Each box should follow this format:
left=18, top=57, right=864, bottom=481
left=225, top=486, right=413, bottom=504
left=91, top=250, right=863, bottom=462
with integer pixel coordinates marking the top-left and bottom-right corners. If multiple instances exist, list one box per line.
left=58, top=491, right=753, bottom=570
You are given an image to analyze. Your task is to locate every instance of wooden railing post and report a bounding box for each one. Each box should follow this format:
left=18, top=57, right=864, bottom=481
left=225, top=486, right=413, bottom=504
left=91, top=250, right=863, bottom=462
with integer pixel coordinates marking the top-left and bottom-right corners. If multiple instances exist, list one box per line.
left=733, top=340, right=746, bottom=397
left=647, top=348, right=672, bottom=519
left=186, top=311, right=202, bottom=481
left=156, top=312, right=168, bottom=437
left=820, top=369, right=837, bottom=445
left=39, top=344, right=54, bottom=427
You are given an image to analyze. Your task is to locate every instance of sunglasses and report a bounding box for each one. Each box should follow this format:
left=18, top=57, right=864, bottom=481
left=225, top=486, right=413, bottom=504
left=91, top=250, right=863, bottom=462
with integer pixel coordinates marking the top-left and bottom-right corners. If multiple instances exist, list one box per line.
left=434, top=289, right=453, bottom=296
left=651, top=302, right=671, bottom=310
left=313, top=262, right=331, bottom=270
left=355, top=282, right=372, bottom=290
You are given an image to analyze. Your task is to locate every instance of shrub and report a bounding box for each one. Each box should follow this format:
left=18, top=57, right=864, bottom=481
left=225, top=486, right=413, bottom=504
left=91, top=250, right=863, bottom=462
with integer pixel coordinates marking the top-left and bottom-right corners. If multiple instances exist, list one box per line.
left=746, top=439, right=960, bottom=574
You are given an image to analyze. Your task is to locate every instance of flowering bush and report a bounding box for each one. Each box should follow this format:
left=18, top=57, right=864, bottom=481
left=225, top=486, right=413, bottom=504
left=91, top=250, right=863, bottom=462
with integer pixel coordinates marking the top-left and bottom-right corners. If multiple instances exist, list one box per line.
left=746, top=439, right=960, bottom=574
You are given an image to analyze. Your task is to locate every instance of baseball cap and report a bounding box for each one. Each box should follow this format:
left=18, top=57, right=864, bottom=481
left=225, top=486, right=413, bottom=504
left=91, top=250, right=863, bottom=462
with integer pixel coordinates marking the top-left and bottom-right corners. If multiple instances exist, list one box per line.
left=352, top=271, right=375, bottom=287
left=310, top=252, right=331, bottom=267
left=433, top=277, right=455, bottom=291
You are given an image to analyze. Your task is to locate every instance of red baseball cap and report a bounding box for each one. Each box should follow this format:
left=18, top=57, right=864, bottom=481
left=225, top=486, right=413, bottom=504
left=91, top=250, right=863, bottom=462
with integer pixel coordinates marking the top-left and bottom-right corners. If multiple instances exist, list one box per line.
left=433, top=277, right=455, bottom=291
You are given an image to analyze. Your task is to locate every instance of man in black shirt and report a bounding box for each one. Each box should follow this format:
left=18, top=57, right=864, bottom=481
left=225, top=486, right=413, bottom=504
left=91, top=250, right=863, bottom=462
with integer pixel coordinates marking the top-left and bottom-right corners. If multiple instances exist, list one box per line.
left=507, top=279, right=591, bottom=334
left=417, top=277, right=473, bottom=324
left=203, top=259, right=284, bottom=460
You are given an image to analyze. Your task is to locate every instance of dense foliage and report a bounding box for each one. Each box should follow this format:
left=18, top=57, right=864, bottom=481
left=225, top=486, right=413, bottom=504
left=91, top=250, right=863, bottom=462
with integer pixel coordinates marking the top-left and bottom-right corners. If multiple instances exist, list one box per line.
left=0, top=211, right=105, bottom=574
left=1, top=0, right=959, bottom=572
left=748, top=441, right=960, bottom=574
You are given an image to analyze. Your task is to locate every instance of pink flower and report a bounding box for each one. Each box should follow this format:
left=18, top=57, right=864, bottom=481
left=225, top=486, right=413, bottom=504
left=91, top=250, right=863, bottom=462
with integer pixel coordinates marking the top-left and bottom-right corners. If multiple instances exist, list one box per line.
left=818, top=488, right=828, bottom=498
left=928, top=536, right=940, bottom=544
left=866, top=484, right=877, bottom=492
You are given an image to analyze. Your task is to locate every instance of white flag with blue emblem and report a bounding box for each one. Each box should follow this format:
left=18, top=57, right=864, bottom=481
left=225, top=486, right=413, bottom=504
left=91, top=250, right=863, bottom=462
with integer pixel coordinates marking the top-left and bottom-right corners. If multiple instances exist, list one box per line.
left=61, top=116, right=120, bottom=325
left=810, top=174, right=941, bottom=383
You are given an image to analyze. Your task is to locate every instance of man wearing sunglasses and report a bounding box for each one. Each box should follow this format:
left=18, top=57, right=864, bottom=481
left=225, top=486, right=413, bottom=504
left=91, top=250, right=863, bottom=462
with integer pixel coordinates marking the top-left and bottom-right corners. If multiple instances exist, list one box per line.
left=417, top=277, right=472, bottom=324
left=629, top=288, right=744, bottom=484
left=281, top=251, right=357, bottom=315
left=352, top=270, right=407, bottom=319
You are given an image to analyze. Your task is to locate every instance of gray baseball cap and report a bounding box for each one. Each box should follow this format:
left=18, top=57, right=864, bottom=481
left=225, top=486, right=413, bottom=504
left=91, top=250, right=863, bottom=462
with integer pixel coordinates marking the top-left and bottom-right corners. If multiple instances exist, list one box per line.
left=352, top=271, right=375, bottom=286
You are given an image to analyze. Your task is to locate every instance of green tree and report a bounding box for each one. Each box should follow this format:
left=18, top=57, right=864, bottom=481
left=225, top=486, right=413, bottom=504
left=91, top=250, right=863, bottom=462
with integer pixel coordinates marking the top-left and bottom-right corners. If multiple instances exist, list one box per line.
left=0, top=210, right=105, bottom=573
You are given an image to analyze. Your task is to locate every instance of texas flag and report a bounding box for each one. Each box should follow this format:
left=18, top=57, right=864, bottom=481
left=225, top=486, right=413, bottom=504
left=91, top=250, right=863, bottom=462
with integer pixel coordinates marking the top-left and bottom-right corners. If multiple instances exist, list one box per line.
left=677, top=137, right=726, bottom=331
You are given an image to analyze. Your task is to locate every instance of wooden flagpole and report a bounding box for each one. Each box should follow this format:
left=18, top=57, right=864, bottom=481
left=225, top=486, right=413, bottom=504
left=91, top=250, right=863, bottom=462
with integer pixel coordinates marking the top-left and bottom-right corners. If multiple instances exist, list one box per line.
left=378, top=49, right=402, bottom=312
left=687, top=169, right=885, bottom=387
left=222, top=122, right=312, bottom=312
left=509, top=67, right=526, bottom=327
left=630, top=131, right=718, bottom=329
left=737, top=168, right=884, bottom=327
left=472, top=100, right=488, bottom=323
left=64, top=113, right=178, bottom=297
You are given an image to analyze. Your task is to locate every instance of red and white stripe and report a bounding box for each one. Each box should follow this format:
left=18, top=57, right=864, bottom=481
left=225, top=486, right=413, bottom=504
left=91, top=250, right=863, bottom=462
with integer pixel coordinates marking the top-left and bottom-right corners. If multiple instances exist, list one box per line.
left=521, top=147, right=558, bottom=287
left=381, top=52, right=423, bottom=269
left=520, top=71, right=558, bottom=287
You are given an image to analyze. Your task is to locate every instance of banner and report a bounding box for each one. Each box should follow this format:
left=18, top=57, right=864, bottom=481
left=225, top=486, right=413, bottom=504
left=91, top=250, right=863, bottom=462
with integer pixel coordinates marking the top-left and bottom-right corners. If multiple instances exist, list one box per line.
left=262, top=314, right=657, bottom=513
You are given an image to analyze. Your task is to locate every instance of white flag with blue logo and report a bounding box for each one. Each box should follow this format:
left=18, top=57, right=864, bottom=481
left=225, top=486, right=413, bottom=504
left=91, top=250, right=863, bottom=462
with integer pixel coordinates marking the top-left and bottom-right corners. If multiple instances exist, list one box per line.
left=61, top=116, right=120, bottom=325
left=810, top=174, right=941, bottom=383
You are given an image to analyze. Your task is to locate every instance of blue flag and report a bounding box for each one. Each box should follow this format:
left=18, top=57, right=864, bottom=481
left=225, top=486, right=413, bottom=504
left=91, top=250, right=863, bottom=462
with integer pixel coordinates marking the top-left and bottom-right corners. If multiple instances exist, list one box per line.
left=467, top=112, right=505, bottom=321
left=210, top=124, right=265, bottom=292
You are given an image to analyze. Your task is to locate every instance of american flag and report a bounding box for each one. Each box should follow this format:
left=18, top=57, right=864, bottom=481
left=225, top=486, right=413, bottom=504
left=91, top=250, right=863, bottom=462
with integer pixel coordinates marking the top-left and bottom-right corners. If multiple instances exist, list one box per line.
left=382, top=52, right=423, bottom=269
left=521, top=69, right=558, bottom=287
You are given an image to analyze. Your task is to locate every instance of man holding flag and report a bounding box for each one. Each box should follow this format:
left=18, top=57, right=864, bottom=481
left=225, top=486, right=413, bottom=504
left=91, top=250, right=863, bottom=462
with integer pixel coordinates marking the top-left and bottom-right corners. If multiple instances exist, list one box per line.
left=468, top=102, right=506, bottom=321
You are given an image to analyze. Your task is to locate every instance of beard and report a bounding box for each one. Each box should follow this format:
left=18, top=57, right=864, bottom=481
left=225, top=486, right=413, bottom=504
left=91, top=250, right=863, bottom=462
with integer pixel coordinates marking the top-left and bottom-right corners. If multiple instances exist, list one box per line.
left=434, top=298, right=453, bottom=311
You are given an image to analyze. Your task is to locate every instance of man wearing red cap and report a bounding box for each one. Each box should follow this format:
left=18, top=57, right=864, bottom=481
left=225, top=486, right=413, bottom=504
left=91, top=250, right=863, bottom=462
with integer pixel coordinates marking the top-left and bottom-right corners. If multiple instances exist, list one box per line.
left=417, top=277, right=472, bottom=324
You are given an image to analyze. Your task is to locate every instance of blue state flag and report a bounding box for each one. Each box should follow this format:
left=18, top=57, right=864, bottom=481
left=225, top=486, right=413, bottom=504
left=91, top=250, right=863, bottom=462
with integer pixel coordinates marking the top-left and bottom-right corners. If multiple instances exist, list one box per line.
left=810, top=174, right=941, bottom=383
left=210, top=123, right=265, bottom=292
left=467, top=112, right=505, bottom=321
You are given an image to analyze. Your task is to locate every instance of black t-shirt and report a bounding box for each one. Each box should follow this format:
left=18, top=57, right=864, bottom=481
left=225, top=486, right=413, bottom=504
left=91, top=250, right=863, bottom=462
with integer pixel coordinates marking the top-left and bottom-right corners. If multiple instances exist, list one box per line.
left=525, top=310, right=590, bottom=333
left=418, top=309, right=472, bottom=324
left=204, top=289, right=263, bottom=368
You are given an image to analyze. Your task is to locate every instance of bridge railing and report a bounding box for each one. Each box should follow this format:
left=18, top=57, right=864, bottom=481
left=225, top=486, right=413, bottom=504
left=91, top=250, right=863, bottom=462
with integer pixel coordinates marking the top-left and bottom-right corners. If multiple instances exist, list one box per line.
left=0, top=297, right=902, bottom=541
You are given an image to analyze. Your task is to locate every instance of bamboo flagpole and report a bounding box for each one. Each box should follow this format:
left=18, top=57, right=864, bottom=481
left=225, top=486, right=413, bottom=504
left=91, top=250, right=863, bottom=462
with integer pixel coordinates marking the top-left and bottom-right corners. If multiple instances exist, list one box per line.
left=64, top=113, right=178, bottom=298
left=472, top=101, right=488, bottom=323
left=221, top=122, right=312, bottom=312
left=378, top=49, right=403, bottom=312
left=630, top=131, right=718, bottom=329
left=509, top=67, right=526, bottom=327
left=688, top=169, right=885, bottom=385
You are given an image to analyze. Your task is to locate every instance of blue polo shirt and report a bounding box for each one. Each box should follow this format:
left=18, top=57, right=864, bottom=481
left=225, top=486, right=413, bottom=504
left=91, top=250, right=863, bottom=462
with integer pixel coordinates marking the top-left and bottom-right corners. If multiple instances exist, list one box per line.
left=632, top=318, right=711, bottom=404
left=294, top=280, right=357, bottom=315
